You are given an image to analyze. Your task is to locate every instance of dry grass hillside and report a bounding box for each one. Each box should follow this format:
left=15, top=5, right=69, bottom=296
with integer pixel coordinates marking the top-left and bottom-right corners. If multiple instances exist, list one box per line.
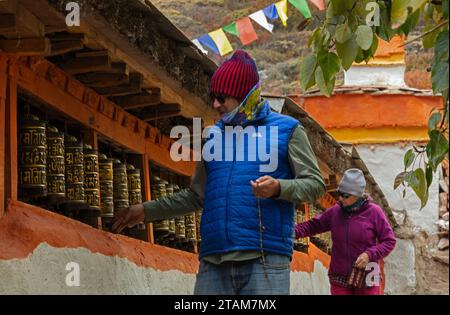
left=153, top=0, right=432, bottom=94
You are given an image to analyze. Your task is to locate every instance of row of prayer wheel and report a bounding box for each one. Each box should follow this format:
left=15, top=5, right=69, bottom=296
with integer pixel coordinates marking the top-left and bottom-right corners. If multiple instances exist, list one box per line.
left=307, top=203, right=332, bottom=252
left=18, top=115, right=143, bottom=218
left=151, top=176, right=198, bottom=244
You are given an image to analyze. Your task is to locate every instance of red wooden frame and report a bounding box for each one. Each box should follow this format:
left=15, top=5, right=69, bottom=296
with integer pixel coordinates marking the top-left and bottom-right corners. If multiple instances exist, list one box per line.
left=1, top=53, right=196, bottom=244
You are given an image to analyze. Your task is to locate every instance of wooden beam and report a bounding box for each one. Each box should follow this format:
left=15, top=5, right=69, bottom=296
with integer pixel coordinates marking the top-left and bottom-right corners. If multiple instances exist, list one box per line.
left=94, top=72, right=143, bottom=96
left=48, top=33, right=85, bottom=41
left=75, top=50, right=109, bottom=58
left=112, top=93, right=161, bottom=110
left=0, top=38, right=50, bottom=56
left=110, top=62, right=129, bottom=75
left=142, top=154, right=154, bottom=244
left=49, top=39, right=84, bottom=56
left=0, top=1, right=45, bottom=38
left=0, top=54, right=7, bottom=217
left=5, top=56, right=17, bottom=202
left=0, top=14, right=16, bottom=33
left=60, top=55, right=111, bottom=75
left=141, top=103, right=181, bottom=121
left=76, top=72, right=129, bottom=88
left=17, top=58, right=195, bottom=176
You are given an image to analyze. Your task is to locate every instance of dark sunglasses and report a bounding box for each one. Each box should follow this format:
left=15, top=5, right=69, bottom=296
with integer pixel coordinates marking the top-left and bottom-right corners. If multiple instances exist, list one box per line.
left=210, top=94, right=228, bottom=105
left=337, top=191, right=352, bottom=199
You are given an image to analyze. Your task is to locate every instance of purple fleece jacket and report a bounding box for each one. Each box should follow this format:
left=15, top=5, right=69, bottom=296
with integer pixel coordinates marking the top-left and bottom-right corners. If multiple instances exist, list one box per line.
left=295, top=200, right=396, bottom=277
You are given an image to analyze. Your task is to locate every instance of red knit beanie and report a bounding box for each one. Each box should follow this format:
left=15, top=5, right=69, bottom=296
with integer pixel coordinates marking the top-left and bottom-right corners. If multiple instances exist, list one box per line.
left=210, top=50, right=259, bottom=102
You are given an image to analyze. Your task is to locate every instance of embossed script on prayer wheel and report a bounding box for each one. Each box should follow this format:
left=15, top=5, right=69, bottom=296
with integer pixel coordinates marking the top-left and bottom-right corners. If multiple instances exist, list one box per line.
left=173, top=185, right=186, bottom=240
left=195, top=209, right=202, bottom=243
left=127, top=165, right=142, bottom=205
left=151, top=176, right=169, bottom=235
left=113, top=160, right=129, bottom=212
left=99, top=154, right=114, bottom=217
left=46, top=126, right=65, bottom=197
left=18, top=115, right=47, bottom=197
left=65, top=135, right=85, bottom=203
left=83, top=145, right=100, bottom=210
left=185, top=213, right=196, bottom=243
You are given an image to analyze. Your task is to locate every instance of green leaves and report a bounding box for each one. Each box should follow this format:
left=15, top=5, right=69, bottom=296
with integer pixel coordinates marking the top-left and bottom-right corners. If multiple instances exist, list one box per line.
left=314, top=52, right=341, bottom=97
left=394, top=171, right=411, bottom=189
left=300, top=54, right=317, bottom=90
left=407, top=168, right=429, bottom=209
left=336, top=35, right=359, bottom=70
left=404, top=148, right=415, bottom=170
left=318, top=52, right=341, bottom=82
left=336, top=22, right=352, bottom=43
left=355, top=25, right=374, bottom=50
left=431, top=30, right=449, bottom=94
left=305, top=0, right=448, bottom=210
left=391, top=0, right=427, bottom=28
left=428, top=111, right=442, bottom=133
left=422, top=24, right=441, bottom=49
left=315, top=66, right=335, bottom=97
left=427, top=130, right=449, bottom=171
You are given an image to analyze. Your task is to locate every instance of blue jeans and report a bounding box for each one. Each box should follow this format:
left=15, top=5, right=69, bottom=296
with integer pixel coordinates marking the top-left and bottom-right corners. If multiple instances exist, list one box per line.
left=193, top=254, right=291, bottom=295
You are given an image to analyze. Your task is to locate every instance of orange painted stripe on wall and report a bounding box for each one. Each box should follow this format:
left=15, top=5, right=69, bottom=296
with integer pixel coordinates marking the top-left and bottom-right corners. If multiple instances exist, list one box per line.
left=0, top=200, right=199, bottom=274
left=0, top=200, right=328, bottom=274
left=326, top=126, right=429, bottom=144
left=303, top=94, right=442, bottom=129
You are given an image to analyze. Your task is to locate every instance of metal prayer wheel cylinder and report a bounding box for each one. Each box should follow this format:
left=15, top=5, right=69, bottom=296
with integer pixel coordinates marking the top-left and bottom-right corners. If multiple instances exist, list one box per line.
left=175, top=216, right=186, bottom=240
left=113, top=160, right=129, bottom=212
left=127, top=166, right=142, bottom=205
left=172, top=184, right=186, bottom=240
left=99, top=154, right=114, bottom=217
left=46, top=125, right=65, bottom=197
left=151, top=176, right=169, bottom=234
left=65, top=135, right=85, bottom=203
left=185, top=213, right=196, bottom=243
left=18, top=115, right=47, bottom=196
left=83, top=146, right=100, bottom=210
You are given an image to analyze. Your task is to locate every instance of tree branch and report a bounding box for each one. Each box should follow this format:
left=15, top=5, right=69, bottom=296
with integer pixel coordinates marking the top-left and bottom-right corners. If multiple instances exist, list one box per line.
left=401, top=20, right=449, bottom=46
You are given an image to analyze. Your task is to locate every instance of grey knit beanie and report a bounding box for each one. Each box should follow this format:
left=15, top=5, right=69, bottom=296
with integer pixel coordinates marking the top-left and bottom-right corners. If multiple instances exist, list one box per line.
left=337, top=168, right=366, bottom=197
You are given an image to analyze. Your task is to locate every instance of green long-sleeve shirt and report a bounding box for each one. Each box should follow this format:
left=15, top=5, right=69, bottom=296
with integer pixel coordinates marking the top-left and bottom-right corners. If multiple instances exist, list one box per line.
left=143, top=125, right=325, bottom=263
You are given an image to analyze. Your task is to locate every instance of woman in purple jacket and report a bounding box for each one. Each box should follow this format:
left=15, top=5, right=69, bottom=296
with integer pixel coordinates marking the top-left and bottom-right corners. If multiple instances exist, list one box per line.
left=295, top=168, right=396, bottom=295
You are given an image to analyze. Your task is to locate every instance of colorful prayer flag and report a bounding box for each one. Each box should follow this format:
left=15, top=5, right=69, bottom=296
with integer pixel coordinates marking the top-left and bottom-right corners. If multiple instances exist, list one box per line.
left=309, top=0, right=325, bottom=11
left=249, top=10, right=274, bottom=33
left=223, top=22, right=239, bottom=37
left=236, top=17, right=258, bottom=45
left=208, top=28, right=233, bottom=56
left=197, top=34, right=220, bottom=55
left=192, top=38, right=208, bottom=55
left=289, top=0, right=312, bottom=18
left=263, top=3, right=279, bottom=20
left=192, top=39, right=208, bottom=55
left=275, top=0, right=288, bottom=27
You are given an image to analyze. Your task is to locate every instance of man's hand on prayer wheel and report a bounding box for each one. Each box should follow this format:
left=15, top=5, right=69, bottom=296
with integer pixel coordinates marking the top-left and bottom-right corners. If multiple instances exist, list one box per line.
left=112, top=204, right=145, bottom=233
left=250, top=176, right=281, bottom=198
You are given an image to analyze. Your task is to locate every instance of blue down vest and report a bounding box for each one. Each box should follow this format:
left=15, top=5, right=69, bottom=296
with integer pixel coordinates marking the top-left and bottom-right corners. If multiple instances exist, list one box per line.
left=200, top=101, right=299, bottom=259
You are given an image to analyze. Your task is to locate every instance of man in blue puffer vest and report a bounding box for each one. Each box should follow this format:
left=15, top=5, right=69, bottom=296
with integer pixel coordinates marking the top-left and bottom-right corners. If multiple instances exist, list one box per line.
left=112, top=50, right=325, bottom=295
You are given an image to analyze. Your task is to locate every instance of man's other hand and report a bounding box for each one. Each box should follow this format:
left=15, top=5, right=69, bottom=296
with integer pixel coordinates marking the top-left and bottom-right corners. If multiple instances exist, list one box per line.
left=111, top=203, right=145, bottom=234
left=250, top=176, right=281, bottom=198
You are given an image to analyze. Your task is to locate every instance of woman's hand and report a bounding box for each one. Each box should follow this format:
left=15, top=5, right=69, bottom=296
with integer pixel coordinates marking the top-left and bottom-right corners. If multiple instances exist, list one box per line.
left=111, top=203, right=145, bottom=234
left=250, top=176, right=281, bottom=198
left=355, top=252, right=370, bottom=269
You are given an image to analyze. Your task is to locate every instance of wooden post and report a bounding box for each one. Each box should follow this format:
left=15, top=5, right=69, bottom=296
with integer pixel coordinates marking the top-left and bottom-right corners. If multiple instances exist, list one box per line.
left=5, top=55, right=17, bottom=203
left=142, top=154, right=154, bottom=244
left=0, top=54, right=7, bottom=217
